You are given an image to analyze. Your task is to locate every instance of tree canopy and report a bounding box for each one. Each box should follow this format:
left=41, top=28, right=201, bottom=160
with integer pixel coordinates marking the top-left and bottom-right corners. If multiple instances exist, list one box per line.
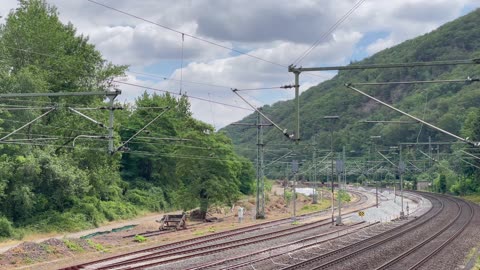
left=0, top=0, right=255, bottom=236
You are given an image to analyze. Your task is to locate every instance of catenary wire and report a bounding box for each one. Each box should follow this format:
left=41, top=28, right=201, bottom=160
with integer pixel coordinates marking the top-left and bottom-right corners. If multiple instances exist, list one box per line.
left=292, top=0, right=366, bottom=65
left=112, top=80, right=253, bottom=111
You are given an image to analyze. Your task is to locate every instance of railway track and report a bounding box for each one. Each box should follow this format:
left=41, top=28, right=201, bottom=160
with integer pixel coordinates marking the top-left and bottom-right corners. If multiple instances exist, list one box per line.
left=61, top=190, right=370, bottom=270
left=267, top=193, right=474, bottom=270
left=59, top=190, right=478, bottom=270
left=122, top=190, right=367, bottom=239
left=375, top=198, right=475, bottom=270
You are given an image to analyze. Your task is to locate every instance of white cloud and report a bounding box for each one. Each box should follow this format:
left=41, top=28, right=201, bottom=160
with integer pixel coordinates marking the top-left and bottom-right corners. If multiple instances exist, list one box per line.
left=1, top=0, right=479, bottom=128
left=366, top=36, right=396, bottom=55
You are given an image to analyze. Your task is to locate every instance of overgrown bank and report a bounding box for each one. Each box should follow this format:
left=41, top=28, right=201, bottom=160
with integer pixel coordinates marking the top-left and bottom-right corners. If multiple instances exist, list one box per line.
left=0, top=0, right=255, bottom=239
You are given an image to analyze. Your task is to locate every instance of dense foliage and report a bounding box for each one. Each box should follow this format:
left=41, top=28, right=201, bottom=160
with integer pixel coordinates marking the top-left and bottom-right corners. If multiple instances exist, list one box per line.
left=223, top=9, right=480, bottom=194
left=0, top=0, right=254, bottom=236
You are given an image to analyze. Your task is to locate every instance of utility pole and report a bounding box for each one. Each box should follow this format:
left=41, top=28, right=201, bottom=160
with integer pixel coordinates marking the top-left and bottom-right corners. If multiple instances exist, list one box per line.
left=399, top=144, right=405, bottom=218
left=312, top=136, right=318, bottom=204
left=324, top=116, right=339, bottom=225
left=231, top=112, right=272, bottom=219
left=291, top=159, right=299, bottom=221
left=429, top=136, right=432, bottom=168
left=106, top=89, right=121, bottom=154
left=293, top=173, right=297, bottom=221
left=336, top=158, right=344, bottom=226
left=343, top=145, right=346, bottom=189
left=294, top=71, right=300, bottom=144
left=370, top=136, right=381, bottom=208
left=257, top=111, right=265, bottom=219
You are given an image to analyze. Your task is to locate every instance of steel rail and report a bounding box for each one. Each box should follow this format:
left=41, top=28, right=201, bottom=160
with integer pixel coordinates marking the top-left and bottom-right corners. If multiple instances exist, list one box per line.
left=213, top=223, right=381, bottom=270
left=279, top=193, right=444, bottom=270
left=96, top=217, right=348, bottom=269
left=407, top=200, right=475, bottom=270
left=63, top=191, right=370, bottom=270
left=375, top=197, right=466, bottom=269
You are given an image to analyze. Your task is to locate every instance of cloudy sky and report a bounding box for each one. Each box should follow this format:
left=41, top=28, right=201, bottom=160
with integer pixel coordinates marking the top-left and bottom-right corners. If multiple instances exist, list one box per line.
left=1, top=0, right=479, bottom=129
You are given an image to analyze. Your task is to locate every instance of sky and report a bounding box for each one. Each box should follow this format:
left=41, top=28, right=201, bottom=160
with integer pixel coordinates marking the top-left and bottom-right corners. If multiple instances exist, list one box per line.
left=1, top=0, right=479, bottom=129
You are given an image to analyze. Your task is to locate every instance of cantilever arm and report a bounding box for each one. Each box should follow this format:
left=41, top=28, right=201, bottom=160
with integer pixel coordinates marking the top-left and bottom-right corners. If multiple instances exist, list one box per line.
left=0, top=107, right=56, bottom=141
left=232, top=89, right=294, bottom=140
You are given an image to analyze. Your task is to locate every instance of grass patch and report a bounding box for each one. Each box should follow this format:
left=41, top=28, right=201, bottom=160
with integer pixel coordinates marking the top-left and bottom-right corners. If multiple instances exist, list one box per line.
left=299, top=199, right=331, bottom=214
left=193, top=230, right=205, bottom=236
left=462, top=194, right=480, bottom=204
left=23, top=257, right=34, bottom=264
left=40, top=243, right=55, bottom=254
left=134, top=235, right=147, bottom=243
left=87, top=239, right=108, bottom=252
left=63, top=239, right=84, bottom=252
left=291, top=221, right=300, bottom=225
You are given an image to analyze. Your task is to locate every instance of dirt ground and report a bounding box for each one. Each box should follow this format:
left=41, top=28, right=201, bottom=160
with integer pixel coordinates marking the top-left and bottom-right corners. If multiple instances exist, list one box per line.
left=0, top=184, right=347, bottom=270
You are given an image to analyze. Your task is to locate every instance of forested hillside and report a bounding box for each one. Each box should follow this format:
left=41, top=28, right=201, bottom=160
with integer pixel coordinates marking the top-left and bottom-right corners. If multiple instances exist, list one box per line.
left=0, top=0, right=254, bottom=238
left=223, top=9, right=480, bottom=194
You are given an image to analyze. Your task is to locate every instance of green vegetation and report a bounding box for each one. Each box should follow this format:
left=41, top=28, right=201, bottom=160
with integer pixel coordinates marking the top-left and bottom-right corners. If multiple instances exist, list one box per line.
left=463, top=194, right=480, bottom=204
left=86, top=239, right=108, bottom=252
left=337, top=190, right=351, bottom=203
left=63, top=239, right=84, bottom=252
left=0, top=0, right=255, bottom=238
left=223, top=9, right=480, bottom=197
left=284, top=190, right=293, bottom=205
left=133, top=235, right=147, bottom=243
left=300, top=199, right=330, bottom=214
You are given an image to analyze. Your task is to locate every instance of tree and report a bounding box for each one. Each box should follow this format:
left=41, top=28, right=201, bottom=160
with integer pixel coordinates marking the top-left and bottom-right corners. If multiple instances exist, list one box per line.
left=176, top=123, right=243, bottom=219
left=439, top=174, right=447, bottom=194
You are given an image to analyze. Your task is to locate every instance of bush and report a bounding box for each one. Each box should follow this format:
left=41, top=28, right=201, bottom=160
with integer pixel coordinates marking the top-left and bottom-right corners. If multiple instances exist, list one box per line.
left=134, top=235, right=147, bottom=242
left=126, top=188, right=166, bottom=211
left=99, top=201, right=138, bottom=221
left=0, top=216, right=14, bottom=238
left=63, top=239, right=84, bottom=252
left=285, top=190, right=293, bottom=205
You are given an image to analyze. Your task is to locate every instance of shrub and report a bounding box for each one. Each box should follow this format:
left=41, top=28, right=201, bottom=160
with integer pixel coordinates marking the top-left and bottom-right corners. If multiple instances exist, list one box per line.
left=63, top=239, right=84, bottom=252
left=134, top=235, right=147, bottom=243
left=86, top=239, right=108, bottom=252
left=99, top=201, right=138, bottom=221
left=285, top=190, right=293, bottom=205
left=0, top=217, right=14, bottom=238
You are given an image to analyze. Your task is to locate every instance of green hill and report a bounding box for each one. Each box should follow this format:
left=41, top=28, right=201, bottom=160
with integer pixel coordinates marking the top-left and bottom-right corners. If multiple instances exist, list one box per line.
left=222, top=9, right=480, bottom=182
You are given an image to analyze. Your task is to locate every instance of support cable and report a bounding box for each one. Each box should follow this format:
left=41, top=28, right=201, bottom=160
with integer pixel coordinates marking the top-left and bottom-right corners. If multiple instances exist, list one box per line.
left=461, top=150, right=480, bottom=161
left=0, top=107, right=56, bottom=141
left=292, top=0, right=366, bottom=65
left=87, top=0, right=284, bottom=68
left=180, top=33, right=184, bottom=95
left=350, top=77, right=479, bottom=86
left=377, top=151, right=397, bottom=168
left=68, top=107, right=106, bottom=129
left=127, top=71, right=231, bottom=89
left=113, top=80, right=252, bottom=111
left=345, top=84, right=478, bottom=146
left=116, top=107, right=172, bottom=152
left=232, top=89, right=293, bottom=140
left=460, top=158, right=480, bottom=170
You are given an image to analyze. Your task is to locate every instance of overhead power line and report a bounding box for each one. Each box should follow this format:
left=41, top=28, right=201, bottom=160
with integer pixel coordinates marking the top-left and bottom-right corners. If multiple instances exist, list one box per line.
left=86, top=0, right=331, bottom=81
left=234, top=85, right=296, bottom=91
left=289, top=59, right=480, bottom=72
left=292, top=0, right=366, bottom=65
left=112, top=80, right=253, bottom=111
left=127, top=71, right=232, bottom=89
left=87, top=0, right=284, bottom=68
left=350, top=77, right=479, bottom=86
